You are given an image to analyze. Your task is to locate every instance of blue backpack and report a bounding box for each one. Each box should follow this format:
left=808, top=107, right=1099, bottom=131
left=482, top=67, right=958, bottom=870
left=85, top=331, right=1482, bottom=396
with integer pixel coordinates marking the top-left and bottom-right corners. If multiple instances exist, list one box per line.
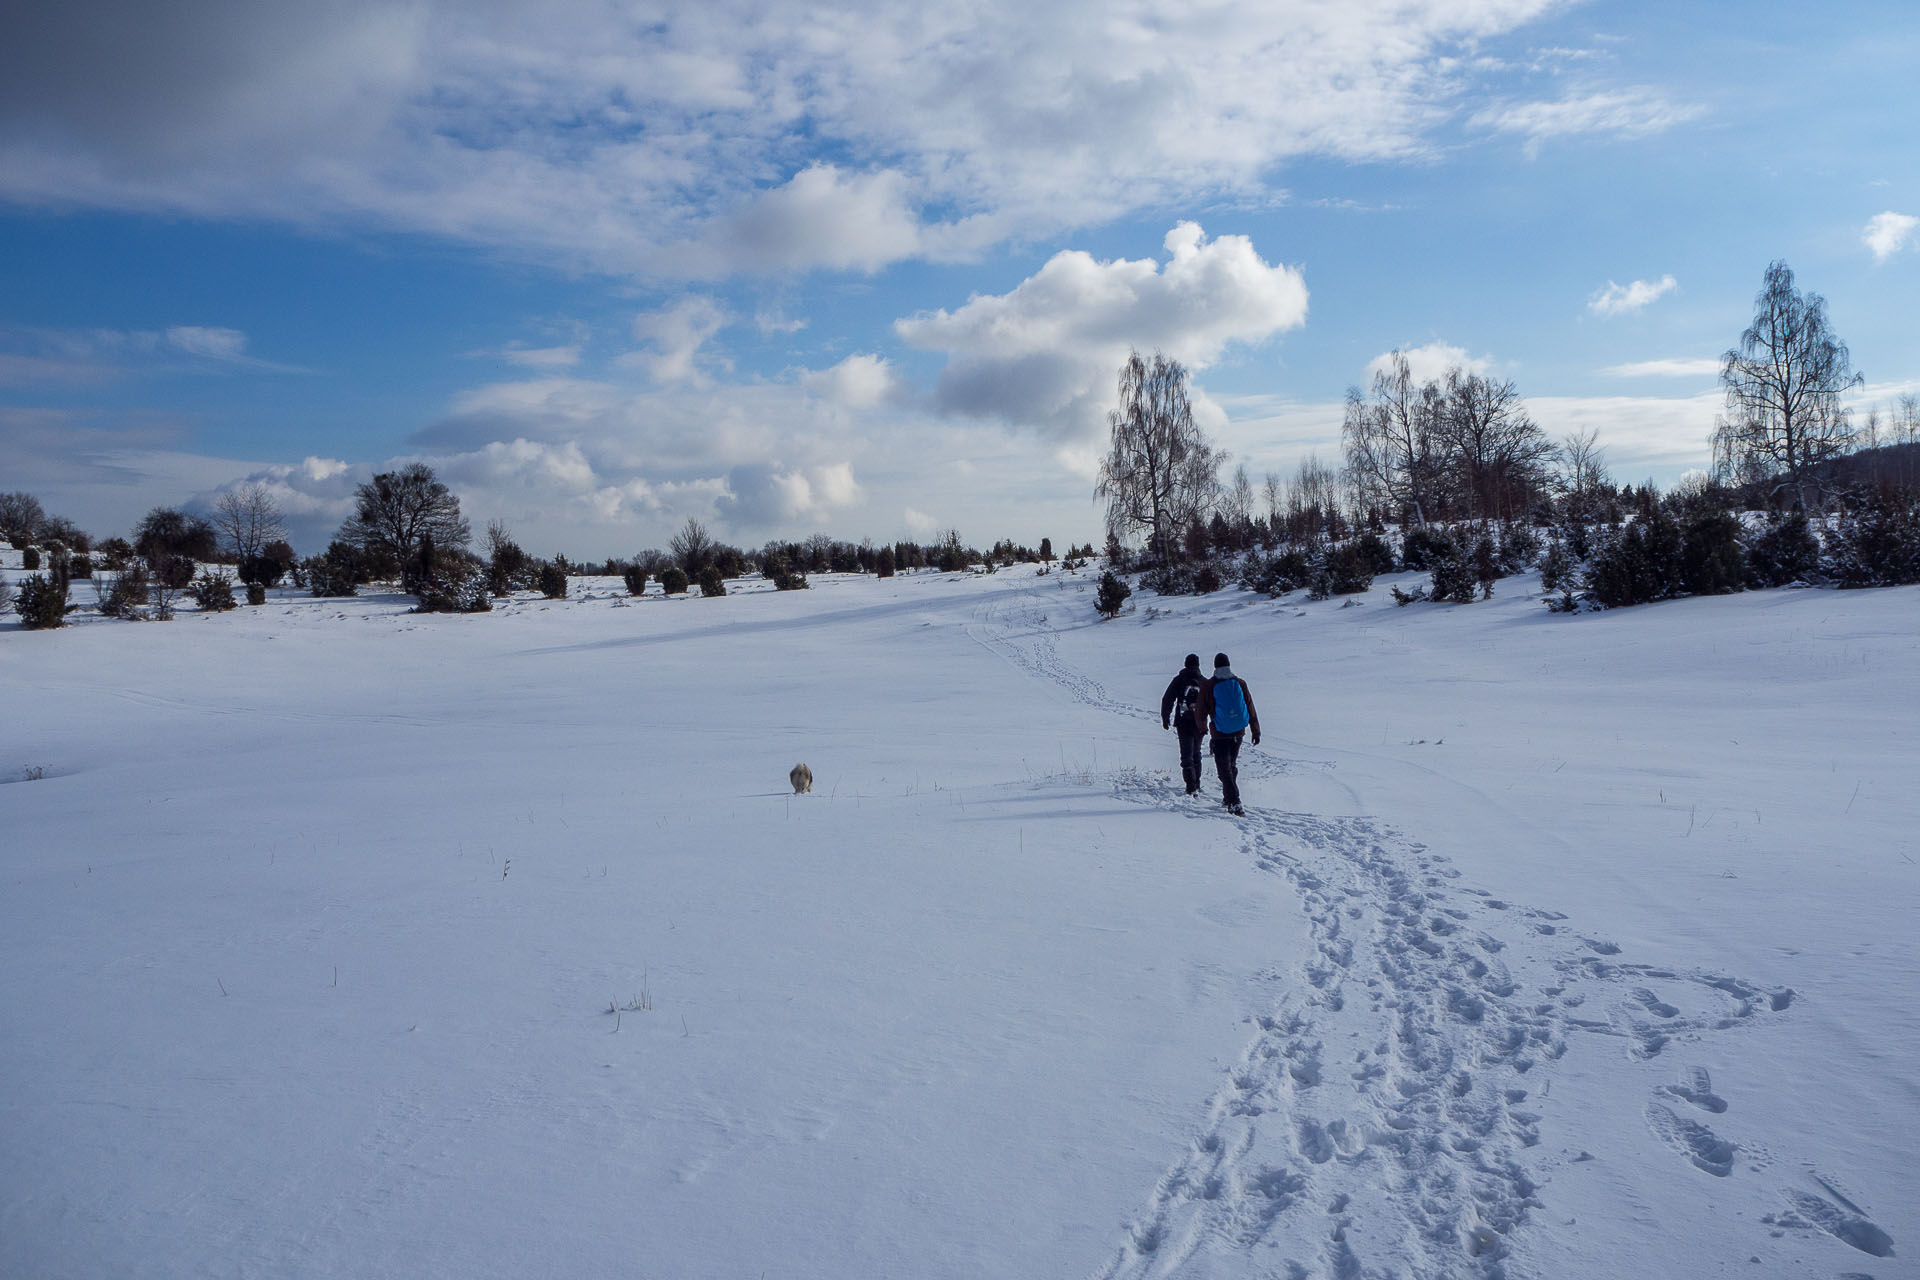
left=1211, top=677, right=1249, bottom=734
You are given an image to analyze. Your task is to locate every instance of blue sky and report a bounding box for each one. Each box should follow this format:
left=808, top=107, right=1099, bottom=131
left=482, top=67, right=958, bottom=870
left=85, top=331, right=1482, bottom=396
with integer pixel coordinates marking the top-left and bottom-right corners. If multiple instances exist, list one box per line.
left=3, top=0, right=1916, bottom=557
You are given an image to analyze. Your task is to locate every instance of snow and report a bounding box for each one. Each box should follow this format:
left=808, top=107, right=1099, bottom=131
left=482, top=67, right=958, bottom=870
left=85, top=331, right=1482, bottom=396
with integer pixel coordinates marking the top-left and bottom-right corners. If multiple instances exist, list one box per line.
left=3, top=559, right=1916, bottom=1278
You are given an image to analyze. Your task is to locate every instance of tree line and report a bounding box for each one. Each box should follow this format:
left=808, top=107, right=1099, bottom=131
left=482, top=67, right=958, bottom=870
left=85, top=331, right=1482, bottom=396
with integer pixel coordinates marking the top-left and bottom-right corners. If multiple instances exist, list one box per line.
left=1093, top=259, right=1920, bottom=613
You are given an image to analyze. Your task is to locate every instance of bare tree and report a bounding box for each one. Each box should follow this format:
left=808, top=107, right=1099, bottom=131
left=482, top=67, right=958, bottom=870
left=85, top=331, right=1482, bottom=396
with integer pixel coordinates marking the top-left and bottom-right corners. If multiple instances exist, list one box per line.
left=1557, top=428, right=1609, bottom=497
left=1343, top=352, right=1441, bottom=525
left=340, top=463, right=469, bottom=581
left=669, top=518, right=715, bottom=575
left=1715, top=260, right=1863, bottom=509
left=1434, top=370, right=1555, bottom=522
left=211, top=483, right=286, bottom=561
left=1261, top=470, right=1283, bottom=527
left=0, top=491, right=45, bottom=548
left=1095, top=351, right=1221, bottom=565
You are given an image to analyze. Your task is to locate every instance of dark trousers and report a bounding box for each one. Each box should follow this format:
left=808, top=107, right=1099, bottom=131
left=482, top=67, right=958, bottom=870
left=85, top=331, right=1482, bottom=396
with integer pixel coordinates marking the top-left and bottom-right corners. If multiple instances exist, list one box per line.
left=1176, top=724, right=1204, bottom=792
left=1211, top=731, right=1244, bottom=807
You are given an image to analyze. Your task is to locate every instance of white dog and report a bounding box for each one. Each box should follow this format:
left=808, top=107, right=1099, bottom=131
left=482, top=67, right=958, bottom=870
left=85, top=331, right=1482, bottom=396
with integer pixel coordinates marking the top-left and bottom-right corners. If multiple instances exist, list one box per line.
left=789, top=763, right=813, bottom=794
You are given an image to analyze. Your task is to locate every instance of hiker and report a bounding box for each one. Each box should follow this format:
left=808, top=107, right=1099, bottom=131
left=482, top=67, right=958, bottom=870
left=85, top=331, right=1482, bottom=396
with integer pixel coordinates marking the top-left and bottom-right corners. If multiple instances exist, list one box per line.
left=1160, top=653, right=1208, bottom=795
left=1197, top=652, right=1260, bottom=815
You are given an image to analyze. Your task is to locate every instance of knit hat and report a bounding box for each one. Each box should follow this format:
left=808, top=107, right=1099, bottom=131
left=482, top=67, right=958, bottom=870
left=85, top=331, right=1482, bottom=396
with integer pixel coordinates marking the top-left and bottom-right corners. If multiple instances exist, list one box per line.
left=1214, top=652, right=1231, bottom=669
left=1184, top=653, right=1200, bottom=670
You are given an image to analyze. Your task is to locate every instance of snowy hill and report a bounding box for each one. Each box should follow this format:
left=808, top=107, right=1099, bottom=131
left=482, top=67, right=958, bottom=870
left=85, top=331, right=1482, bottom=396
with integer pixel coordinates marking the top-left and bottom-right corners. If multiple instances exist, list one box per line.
left=3, top=563, right=1914, bottom=1278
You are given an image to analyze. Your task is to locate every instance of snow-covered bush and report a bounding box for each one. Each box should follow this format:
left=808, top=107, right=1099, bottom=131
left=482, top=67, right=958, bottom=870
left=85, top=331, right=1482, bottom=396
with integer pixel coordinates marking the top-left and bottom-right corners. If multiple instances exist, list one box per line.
left=1401, top=525, right=1455, bottom=572
left=95, top=563, right=149, bottom=618
left=659, top=567, right=689, bottom=595
left=1745, top=512, right=1821, bottom=588
left=1538, top=538, right=1573, bottom=593
left=621, top=565, right=649, bottom=596
left=1587, top=510, right=1683, bottom=608
left=245, top=581, right=267, bottom=606
left=1829, top=492, right=1920, bottom=588
left=698, top=566, right=726, bottom=597
left=1094, top=571, right=1131, bottom=618
left=1239, top=548, right=1312, bottom=597
left=1677, top=511, right=1746, bottom=597
left=190, top=571, right=238, bottom=612
left=22, top=547, right=41, bottom=571
left=1429, top=545, right=1478, bottom=604
left=15, top=565, right=71, bottom=629
left=412, top=559, right=491, bottom=613
left=537, top=562, right=568, bottom=599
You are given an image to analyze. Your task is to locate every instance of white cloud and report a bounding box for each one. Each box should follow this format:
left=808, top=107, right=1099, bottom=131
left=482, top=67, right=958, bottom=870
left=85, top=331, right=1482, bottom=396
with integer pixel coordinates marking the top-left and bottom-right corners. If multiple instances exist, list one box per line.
left=1364, top=342, right=1490, bottom=387
left=1603, top=357, right=1721, bottom=378
left=715, top=461, right=862, bottom=528
left=626, top=296, right=728, bottom=384
left=1588, top=274, right=1677, bottom=317
left=164, top=325, right=248, bottom=360
left=896, top=221, right=1307, bottom=438
left=802, top=353, right=899, bottom=409
left=1863, top=211, right=1918, bottom=264
left=902, top=506, right=937, bottom=536
left=1472, top=87, right=1704, bottom=155
left=0, top=2, right=1571, bottom=276
left=503, top=344, right=582, bottom=369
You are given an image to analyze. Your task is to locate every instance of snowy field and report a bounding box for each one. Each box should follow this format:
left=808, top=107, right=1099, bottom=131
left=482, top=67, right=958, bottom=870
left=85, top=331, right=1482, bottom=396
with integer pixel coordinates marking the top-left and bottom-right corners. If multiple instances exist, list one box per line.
left=3, top=559, right=1916, bottom=1279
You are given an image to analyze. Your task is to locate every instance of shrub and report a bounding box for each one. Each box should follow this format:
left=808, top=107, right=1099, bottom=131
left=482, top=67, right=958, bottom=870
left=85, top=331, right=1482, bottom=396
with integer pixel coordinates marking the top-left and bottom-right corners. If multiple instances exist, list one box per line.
left=22, top=547, right=41, bottom=571
left=1322, top=542, right=1376, bottom=595
left=1353, top=531, right=1397, bottom=575
left=1829, top=492, right=1920, bottom=588
left=152, top=553, right=196, bottom=590
left=1678, top=511, right=1746, bottom=597
left=239, top=554, right=287, bottom=587
left=875, top=547, right=896, bottom=578
left=660, top=567, right=689, bottom=595
left=96, top=537, right=134, bottom=571
left=1146, top=562, right=1221, bottom=594
left=15, top=553, right=71, bottom=628
left=698, top=566, right=726, bottom=597
left=1401, top=525, right=1455, bottom=571
left=190, top=571, right=238, bottom=612
left=305, top=545, right=362, bottom=597
left=1430, top=547, right=1478, bottom=604
left=413, top=558, right=491, bottom=613
left=1586, top=510, right=1684, bottom=608
left=537, top=561, right=568, bottom=599
left=1239, top=548, right=1313, bottom=596
left=773, top=567, right=808, bottom=590
left=1745, top=512, right=1822, bottom=588
left=621, top=565, right=649, bottom=596
left=96, top=563, right=150, bottom=618
left=1094, top=570, right=1132, bottom=618
left=246, top=580, right=267, bottom=606
left=1498, top=522, right=1541, bottom=572
left=1538, top=538, right=1572, bottom=592
left=69, top=553, right=93, bottom=577
left=1472, top=534, right=1499, bottom=600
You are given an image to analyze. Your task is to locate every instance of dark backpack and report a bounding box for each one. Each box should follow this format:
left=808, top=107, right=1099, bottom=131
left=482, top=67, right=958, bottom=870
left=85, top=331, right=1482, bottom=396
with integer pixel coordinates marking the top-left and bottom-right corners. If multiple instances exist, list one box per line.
left=1210, top=676, right=1250, bottom=734
left=1175, top=676, right=1202, bottom=724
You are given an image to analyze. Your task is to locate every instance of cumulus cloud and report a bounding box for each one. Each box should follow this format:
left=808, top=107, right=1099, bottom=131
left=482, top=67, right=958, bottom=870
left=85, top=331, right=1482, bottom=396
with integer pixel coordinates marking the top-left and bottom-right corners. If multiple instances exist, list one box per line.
left=802, top=353, right=899, bottom=409
left=897, top=221, right=1307, bottom=438
left=1603, top=357, right=1721, bottom=378
left=1863, top=211, right=1918, bottom=264
left=714, top=461, right=863, bottom=528
left=0, top=1, right=1571, bottom=276
left=1472, top=87, right=1704, bottom=155
left=626, top=296, right=728, bottom=384
left=1588, top=274, right=1677, bottom=317
left=1364, top=342, right=1490, bottom=386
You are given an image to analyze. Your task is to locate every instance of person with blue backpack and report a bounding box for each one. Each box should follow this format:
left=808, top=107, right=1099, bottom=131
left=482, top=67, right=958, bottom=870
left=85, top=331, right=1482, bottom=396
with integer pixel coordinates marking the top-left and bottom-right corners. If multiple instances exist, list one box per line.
left=1196, top=652, right=1260, bottom=815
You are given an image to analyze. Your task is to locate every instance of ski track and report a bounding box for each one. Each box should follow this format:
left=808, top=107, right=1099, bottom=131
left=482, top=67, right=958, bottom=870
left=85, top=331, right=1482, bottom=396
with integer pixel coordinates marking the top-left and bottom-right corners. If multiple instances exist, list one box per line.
left=965, top=587, right=1882, bottom=1279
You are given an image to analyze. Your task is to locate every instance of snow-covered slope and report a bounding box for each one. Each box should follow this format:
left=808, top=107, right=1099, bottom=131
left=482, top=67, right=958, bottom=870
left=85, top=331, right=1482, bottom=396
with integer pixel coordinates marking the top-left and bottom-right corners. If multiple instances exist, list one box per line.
left=3, top=564, right=1914, bottom=1278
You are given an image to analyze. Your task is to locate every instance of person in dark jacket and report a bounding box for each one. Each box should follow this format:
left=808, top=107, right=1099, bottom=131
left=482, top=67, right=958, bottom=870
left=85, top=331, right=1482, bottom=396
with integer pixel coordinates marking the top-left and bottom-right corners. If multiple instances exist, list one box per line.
left=1160, top=653, right=1207, bottom=795
left=1196, top=652, right=1260, bottom=815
